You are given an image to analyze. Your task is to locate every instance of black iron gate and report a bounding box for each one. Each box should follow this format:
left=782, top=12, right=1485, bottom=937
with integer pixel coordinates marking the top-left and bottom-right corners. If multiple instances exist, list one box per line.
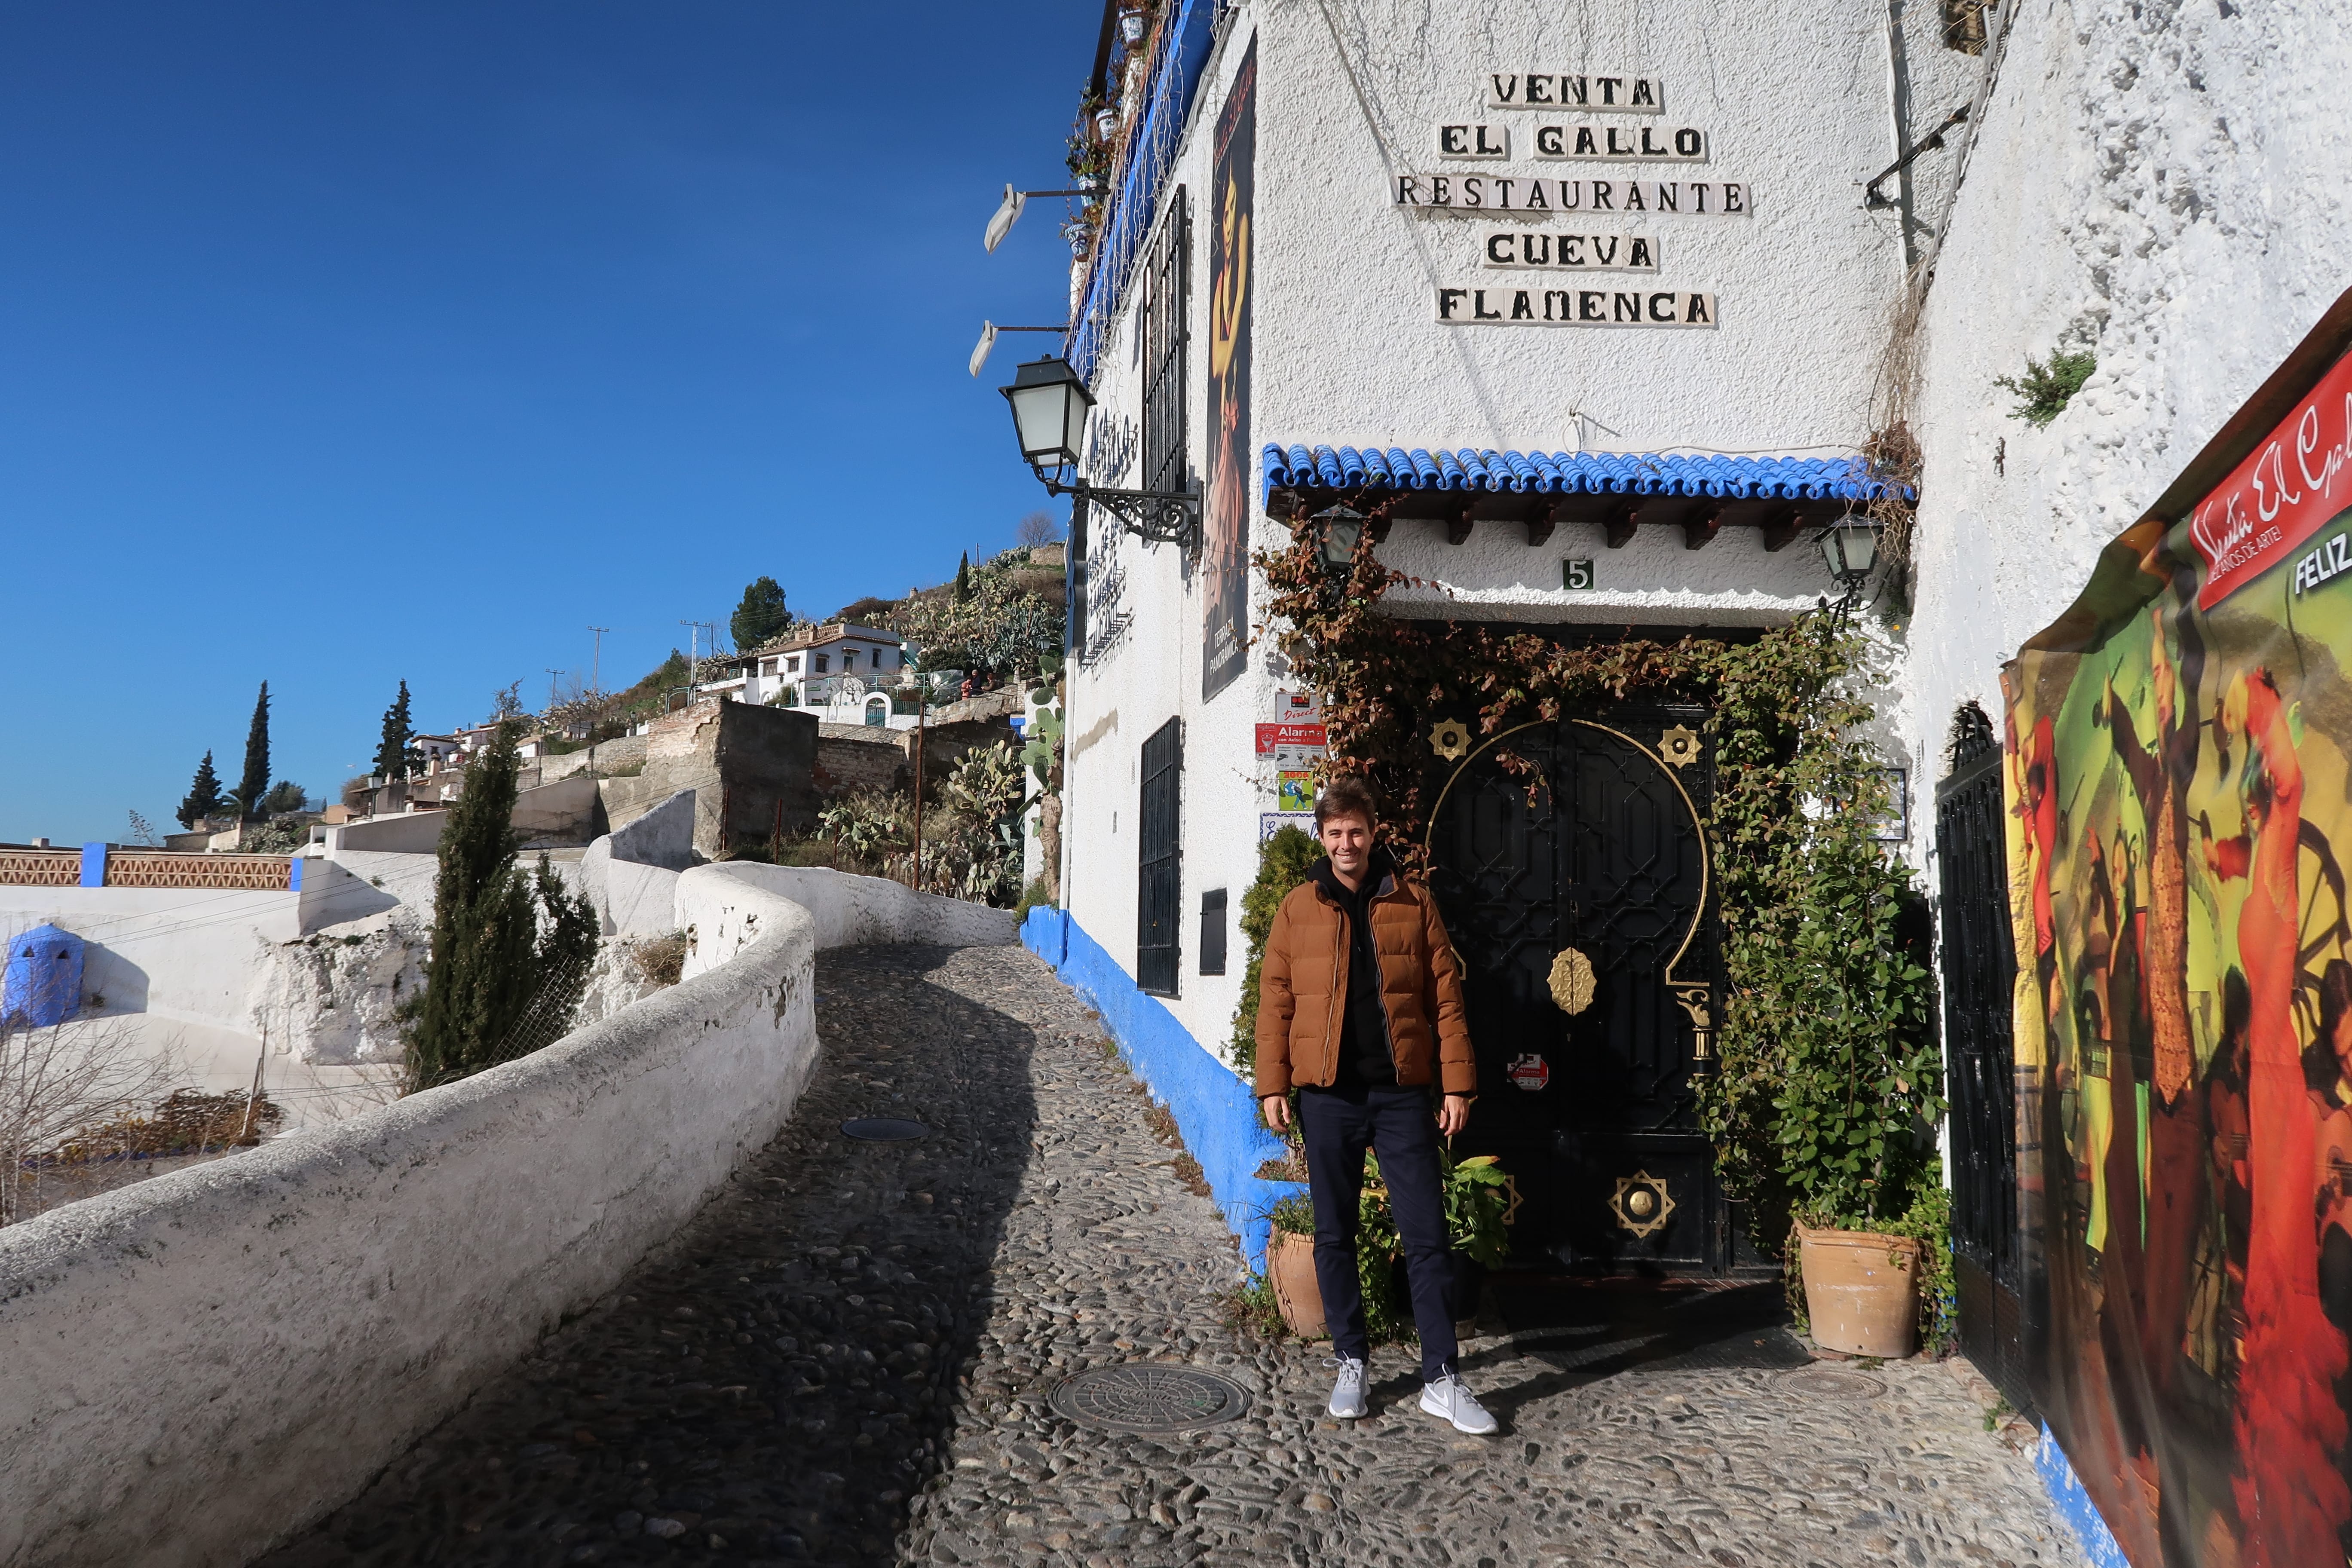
left=1426, top=707, right=1748, bottom=1274
left=1136, top=717, right=1183, bottom=996
left=1936, top=704, right=2030, bottom=1409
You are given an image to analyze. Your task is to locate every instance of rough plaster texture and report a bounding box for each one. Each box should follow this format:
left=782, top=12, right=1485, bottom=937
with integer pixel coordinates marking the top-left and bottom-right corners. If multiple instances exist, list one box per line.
left=1895, top=0, right=2352, bottom=857
left=0, top=862, right=1011, bottom=1568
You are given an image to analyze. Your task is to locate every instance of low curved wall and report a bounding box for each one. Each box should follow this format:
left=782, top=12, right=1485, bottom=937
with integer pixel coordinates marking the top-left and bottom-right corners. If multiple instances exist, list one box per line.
left=0, top=864, right=1012, bottom=1568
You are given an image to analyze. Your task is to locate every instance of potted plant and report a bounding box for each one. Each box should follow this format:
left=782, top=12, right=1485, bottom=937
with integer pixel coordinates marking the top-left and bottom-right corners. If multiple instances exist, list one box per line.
left=1720, top=763, right=1945, bottom=1357
left=1265, top=1194, right=1325, bottom=1339
left=1437, top=1143, right=1516, bottom=1335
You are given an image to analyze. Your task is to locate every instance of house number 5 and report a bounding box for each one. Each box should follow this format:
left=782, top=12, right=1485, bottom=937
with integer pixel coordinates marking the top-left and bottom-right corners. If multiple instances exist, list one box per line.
left=1563, top=558, right=1596, bottom=590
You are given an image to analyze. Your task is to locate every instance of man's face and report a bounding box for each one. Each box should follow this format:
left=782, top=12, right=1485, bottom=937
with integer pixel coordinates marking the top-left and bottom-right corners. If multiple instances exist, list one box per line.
left=1319, top=810, right=1373, bottom=882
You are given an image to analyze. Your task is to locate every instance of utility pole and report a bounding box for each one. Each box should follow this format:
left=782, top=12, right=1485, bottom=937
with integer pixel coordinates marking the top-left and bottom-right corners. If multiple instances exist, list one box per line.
left=588, top=626, right=609, bottom=695
left=545, top=668, right=563, bottom=712
left=680, top=620, right=701, bottom=707
left=910, top=677, right=928, bottom=892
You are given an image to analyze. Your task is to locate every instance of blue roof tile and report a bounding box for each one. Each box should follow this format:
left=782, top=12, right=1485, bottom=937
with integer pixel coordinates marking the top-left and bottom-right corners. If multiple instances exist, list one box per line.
left=1262, top=443, right=1911, bottom=504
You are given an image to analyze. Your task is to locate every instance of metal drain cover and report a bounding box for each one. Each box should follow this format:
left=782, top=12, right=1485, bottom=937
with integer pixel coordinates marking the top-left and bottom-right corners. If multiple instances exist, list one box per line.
left=1049, top=1365, right=1251, bottom=1433
left=840, top=1118, right=930, bottom=1142
left=1779, top=1366, right=1886, bottom=1399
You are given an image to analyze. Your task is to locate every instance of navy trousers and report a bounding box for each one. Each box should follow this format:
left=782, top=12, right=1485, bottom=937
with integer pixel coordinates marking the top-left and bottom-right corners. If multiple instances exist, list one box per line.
left=1298, top=1084, right=1458, bottom=1381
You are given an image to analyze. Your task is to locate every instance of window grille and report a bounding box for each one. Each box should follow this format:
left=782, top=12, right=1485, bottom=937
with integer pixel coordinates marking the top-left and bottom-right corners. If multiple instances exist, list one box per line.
left=1137, top=717, right=1184, bottom=995
left=1140, top=187, right=1190, bottom=499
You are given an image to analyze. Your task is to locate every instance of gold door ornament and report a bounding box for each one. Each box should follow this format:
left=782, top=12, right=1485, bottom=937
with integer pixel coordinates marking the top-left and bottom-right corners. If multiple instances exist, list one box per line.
left=1656, top=724, right=1701, bottom=769
left=1548, top=947, right=1597, bottom=1015
left=1671, top=985, right=1715, bottom=1061
left=1611, top=1171, right=1677, bottom=1237
left=1428, top=718, right=1472, bottom=761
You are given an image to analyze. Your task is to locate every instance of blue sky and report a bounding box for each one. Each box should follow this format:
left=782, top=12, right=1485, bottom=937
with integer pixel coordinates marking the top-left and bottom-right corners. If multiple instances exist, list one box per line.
left=0, top=2, right=1095, bottom=842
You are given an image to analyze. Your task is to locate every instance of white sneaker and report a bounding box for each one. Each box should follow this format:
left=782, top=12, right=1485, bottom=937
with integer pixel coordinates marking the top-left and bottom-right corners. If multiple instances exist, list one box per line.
left=1419, top=1372, right=1498, bottom=1434
left=1327, top=1356, right=1368, bottom=1419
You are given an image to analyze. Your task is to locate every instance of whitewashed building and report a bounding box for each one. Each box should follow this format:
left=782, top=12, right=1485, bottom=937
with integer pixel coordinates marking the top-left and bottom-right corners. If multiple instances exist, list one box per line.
left=1021, top=0, right=1978, bottom=1280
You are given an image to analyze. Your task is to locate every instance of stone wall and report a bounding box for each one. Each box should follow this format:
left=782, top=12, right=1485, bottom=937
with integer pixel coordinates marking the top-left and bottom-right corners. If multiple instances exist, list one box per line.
left=604, top=700, right=818, bottom=856
left=0, top=865, right=1013, bottom=1568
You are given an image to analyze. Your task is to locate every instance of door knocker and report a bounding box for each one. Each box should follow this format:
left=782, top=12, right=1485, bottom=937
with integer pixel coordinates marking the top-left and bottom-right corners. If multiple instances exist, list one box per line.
left=1610, top=1171, right=1676, bottom=1238
left=1548, top=946, right=1597, bottom=1015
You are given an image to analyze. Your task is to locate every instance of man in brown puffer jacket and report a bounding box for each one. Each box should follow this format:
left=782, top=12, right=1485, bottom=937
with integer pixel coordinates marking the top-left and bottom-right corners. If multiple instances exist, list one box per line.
left=1256, top=776, right=1497, bottom=1435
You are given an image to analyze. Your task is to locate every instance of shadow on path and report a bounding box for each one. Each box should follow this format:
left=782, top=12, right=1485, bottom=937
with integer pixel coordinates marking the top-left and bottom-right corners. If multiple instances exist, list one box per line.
left=256, top=944, right=1041, bottom=1567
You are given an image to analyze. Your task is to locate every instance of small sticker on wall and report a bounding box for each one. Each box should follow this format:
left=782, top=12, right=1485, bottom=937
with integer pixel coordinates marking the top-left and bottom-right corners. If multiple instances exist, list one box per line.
left=1508, top=1054, right=1552, bottom=1092
left=1276, top=770, right=1317, bottom=812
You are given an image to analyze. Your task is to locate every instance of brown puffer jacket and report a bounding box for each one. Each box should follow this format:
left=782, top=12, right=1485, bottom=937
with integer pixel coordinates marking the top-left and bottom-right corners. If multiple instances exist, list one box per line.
left=1253, top=863, right=1476, bottom=1098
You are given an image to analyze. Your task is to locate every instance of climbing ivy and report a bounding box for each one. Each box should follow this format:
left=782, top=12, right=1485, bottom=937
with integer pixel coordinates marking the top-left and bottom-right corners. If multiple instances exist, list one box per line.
left=1255, top=515, right=1943, bottom=1254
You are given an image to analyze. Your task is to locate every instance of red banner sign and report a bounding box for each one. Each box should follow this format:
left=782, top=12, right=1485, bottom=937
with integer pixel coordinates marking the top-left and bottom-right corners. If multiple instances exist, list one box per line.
left=1255, top=722, right=1327, bottom=755
left=2190, top=347, right=2352, bottom=606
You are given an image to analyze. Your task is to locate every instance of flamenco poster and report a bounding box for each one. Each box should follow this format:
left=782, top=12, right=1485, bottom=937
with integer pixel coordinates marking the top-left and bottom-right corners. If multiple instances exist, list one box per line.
left=1201, top=38, right=1254, bottom=703
left=2004, top=291, right=2352, bottom=1567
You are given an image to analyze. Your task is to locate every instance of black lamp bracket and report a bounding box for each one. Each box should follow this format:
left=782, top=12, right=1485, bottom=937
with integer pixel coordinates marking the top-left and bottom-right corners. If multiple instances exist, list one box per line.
left=1036, top=471, right=1201, bottom=551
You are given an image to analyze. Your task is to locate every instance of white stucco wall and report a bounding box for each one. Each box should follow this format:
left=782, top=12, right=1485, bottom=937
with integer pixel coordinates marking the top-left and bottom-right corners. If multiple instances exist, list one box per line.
left=1895, top=0, right=2352, bottom=849
left=0, top=863, right=1013, bottom=1568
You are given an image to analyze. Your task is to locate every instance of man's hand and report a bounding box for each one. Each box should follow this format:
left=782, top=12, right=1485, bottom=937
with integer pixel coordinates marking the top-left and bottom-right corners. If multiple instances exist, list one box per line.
left=1437, top=1094, right=1471, bottom=1136
left=1262, top=1094, right=1291, bottom=1132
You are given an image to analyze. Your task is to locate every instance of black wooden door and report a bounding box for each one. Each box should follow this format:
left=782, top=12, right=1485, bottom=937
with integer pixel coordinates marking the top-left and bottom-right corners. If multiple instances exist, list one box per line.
left=1936, top=706, right=2030, bottom=1409
left=1136, top=717, right=1182, bottom=996
left=1427, top=708, right=1734, bottom=1274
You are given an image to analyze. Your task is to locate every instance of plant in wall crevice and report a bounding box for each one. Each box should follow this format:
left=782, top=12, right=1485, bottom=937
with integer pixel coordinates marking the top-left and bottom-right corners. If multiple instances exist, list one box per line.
left=1995, top=348, right=2097, bottom=427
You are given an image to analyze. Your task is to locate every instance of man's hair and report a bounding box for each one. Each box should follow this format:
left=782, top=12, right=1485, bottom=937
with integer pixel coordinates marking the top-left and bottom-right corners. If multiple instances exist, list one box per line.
left=1315, top=775, right=1379, bottom=832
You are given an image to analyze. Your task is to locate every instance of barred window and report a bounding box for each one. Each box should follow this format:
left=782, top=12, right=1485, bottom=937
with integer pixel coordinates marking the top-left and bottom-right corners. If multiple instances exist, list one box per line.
left=1139, top=186, right=1190, bottom=500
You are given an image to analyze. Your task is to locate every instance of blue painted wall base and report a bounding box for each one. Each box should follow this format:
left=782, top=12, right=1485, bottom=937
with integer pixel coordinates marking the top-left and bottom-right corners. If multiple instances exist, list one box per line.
left=2035, top=1424, right=2130, bottom=1568
left=1021, top=907, right=1304, bottom=1270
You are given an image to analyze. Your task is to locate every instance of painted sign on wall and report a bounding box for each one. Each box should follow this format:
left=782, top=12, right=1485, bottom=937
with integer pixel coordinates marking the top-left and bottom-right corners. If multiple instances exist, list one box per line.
left=1201, top=38, right=1256, bottom=703
left=1400, top=73, right=1735, bottom=328
left=2003, top=300, right=2352, bottom=1568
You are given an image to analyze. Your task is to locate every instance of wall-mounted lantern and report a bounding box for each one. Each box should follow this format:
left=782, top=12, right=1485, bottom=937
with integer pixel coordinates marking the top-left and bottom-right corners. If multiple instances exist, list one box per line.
left=1311, top=504, right=1366, bottom=577
left=999, top=355, right=1199, bottom=551
left=1818, top=519, right=1880, bottom=589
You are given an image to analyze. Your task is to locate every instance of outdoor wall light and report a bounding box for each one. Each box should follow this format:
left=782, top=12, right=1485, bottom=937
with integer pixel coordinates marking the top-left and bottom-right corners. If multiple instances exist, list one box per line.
left=982, top=182, right=1107, bottom=254
left=999, top=355, right=1199, bottom=550
left=1818, top=520, right=1880, bottom=587
left=1311, top=504, right=1366, bottom=576
left=968, top=321, right=1071, bottom=377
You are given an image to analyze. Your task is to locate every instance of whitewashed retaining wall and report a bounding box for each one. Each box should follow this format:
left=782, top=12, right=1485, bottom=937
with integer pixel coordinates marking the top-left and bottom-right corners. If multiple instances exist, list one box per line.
left=0, top=864, right=1013, bottom=1568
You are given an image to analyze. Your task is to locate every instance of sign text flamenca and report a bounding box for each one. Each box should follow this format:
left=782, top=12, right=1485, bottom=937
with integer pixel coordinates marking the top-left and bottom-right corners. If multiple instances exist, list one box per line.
left=2190, top=347, right=2352, bottom=607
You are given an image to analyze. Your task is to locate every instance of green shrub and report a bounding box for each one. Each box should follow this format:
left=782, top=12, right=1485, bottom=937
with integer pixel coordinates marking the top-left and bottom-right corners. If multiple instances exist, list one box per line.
left=1994, top=349, right=2095, bottom=427
left=1013, top=876, right=1055, bottom=923
left=1229, top=825, right=1323, bottom=1077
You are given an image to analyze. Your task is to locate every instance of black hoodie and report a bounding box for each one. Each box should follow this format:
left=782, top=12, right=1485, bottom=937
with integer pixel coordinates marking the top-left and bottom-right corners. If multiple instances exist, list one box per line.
left=1311, top=850, right=1397, bottom=1087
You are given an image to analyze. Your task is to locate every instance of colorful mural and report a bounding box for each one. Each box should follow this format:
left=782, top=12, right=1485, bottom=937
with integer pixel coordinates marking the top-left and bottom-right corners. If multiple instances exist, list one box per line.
left=2005, top=321, right=2352, bottom=1566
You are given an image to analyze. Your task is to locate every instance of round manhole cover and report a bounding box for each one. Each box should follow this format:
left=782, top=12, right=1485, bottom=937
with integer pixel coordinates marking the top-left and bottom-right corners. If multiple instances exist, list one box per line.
left=1049, top=1365, right=1251, bottom=1433
left=840, top=1118, right=930, bottom=1142
left=1779, top=1366, right=1885, bottom=1399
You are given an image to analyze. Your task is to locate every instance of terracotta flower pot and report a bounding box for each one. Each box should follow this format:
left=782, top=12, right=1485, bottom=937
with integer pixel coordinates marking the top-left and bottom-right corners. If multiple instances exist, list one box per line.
left=1267, top=1231, right=1326, bottom=1339
left=1797, top=1224, right=1923, bottom=1357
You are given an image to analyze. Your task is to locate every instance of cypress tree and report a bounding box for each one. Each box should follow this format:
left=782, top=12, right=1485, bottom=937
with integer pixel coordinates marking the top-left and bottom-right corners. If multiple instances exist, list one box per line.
left=955, top=552, right=972, bottom=602
left=374, top=680, right=415, bottom=780
left=403, top=722, right=599, bottom=1090
left=177, top=751, right=226, bottom=828
left=234, top=682, right=271, bottom=822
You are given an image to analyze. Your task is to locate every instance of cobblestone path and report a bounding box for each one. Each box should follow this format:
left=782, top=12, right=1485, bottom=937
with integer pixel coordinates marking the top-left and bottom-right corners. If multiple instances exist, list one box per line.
left=259, top=945, right=2086, bottom=1568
